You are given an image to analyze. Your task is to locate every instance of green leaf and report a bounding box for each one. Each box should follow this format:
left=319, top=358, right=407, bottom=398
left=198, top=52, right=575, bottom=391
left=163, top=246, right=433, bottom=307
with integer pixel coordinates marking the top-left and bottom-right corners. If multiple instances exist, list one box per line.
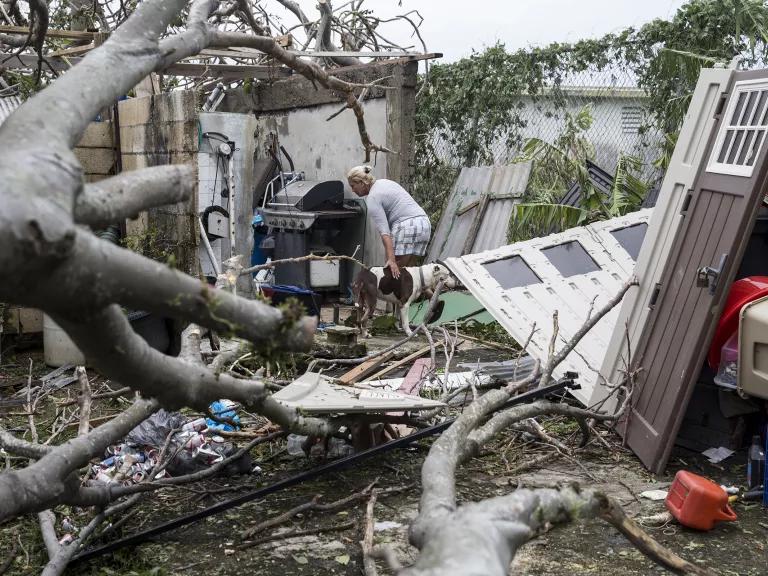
left=335, top=554, right=350, bottom=565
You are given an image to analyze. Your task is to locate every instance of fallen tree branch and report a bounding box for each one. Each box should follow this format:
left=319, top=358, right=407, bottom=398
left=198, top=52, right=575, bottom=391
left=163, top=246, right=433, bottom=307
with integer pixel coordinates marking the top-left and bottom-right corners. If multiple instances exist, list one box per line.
left=74, top=165, right=195, bottom=227
left=241, top=481, right=412, bottom=540
left=239, top=520, right=355, bottom=548
left=241, top=252, right=368, bottom=276
left=0, top=397, right=159, bottom=522
left=361, top=488, right=378, bottom=576
left=75, top=366, right=91, bottom=436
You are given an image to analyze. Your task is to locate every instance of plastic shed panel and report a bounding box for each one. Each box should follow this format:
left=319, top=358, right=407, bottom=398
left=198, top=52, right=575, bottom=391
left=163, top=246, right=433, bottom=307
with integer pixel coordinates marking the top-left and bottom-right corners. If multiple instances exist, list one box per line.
left=616, top=68, right=768, bottom=474
left=427, top=163, right=532, bottom=261
left=445, top=209, right=651, bottom=408
left=600, top=68, right=733, bottom=396
left=600, top=68, right=735, bottom=403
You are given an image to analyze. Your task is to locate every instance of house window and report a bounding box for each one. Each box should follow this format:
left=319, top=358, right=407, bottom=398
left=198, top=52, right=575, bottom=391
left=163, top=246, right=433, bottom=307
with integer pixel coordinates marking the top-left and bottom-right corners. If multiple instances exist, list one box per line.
left=483, top=255, right=542, bottom=289
left=707, top=80, right=768, bottom=177
left=621, top=106, right=644, bottom=134
left=542, top=240, right=601, bottom=277
left=610, top=222, right=648, bottom=260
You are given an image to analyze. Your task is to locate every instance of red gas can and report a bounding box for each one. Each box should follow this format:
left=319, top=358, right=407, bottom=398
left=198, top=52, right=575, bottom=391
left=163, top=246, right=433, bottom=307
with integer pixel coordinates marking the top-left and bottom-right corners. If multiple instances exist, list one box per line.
left=665, top=471, right=737, bottom=531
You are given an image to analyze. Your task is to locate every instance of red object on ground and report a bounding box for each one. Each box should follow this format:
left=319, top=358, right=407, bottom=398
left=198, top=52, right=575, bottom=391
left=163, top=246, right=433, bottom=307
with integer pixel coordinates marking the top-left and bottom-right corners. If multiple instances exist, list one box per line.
left=401, top=358, right=432, bottom=396
left=665, top=470, right=737, bottom=531
left=707, top=276, right=768, bottom=370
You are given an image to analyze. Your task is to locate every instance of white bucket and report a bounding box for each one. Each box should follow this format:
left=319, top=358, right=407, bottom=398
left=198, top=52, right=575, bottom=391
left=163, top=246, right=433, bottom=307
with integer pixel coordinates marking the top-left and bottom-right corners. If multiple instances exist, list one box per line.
left=43, top=314, right=85, bottom=367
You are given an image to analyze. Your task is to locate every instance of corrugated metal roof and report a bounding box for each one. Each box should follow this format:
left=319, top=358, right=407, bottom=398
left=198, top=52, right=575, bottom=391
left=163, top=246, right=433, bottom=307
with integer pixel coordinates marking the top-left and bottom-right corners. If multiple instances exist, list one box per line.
left=445, top=209, right=652, bottom=409
left=427, top=163, right=532, bottom=261
left=0, top=95, right=22, bottom=126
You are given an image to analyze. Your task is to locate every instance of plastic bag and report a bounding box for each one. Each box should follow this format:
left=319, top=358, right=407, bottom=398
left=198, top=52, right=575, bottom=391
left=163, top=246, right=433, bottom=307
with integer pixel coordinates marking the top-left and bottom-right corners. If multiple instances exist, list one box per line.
left=126, top=410, right=187, bottom=448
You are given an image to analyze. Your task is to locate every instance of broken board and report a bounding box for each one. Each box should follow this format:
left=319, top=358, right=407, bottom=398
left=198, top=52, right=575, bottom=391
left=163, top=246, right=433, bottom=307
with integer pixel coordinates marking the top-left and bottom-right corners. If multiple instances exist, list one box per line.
left=337, top=351, right=396, bottom=385
left=271, top=372, right=445, bottom=414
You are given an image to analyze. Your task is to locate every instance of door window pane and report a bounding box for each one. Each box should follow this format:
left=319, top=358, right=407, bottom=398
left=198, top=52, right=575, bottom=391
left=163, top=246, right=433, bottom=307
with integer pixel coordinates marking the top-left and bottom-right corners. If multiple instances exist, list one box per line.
left=542, top=241, right=601, bottom=277
left=483, top=255, right=542, bottom=289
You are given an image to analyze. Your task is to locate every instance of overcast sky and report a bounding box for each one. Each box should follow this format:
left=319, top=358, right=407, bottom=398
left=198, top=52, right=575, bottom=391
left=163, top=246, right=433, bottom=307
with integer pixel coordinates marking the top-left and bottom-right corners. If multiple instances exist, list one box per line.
left=285, top=0, right=688, bottom=63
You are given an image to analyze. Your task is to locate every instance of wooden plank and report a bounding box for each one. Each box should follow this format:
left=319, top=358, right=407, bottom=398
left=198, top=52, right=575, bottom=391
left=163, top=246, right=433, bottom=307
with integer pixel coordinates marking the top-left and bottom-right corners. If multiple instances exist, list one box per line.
left=49, top=43, right=94, bottom=57
left=162, top=62, right=292, bottom=79
left=329, top=52, right=442, bottom=75
left=455, top=200, right=479, bottom=217
left=362, top=344, right=434, bottom=382
left=1, top=54, right=70, bottom=72
left=201, top=48, right=426, bottom=58
left=338, top=350, right=396, bottom=385
left=0, top=25, right=96, bottom=39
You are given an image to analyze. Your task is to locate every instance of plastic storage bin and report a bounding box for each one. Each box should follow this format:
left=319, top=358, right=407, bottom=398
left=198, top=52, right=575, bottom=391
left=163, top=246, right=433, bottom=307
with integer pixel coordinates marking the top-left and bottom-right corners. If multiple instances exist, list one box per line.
left=713, top=332, right=739, bottom=389
left=665, top=470, right=737, bottom=530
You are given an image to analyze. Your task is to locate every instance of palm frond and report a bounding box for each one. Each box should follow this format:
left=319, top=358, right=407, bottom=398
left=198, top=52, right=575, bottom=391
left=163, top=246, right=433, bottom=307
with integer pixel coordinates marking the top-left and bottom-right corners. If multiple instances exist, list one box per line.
left=507, top=203, right=588, bottom=242
left=609, top=155, right=649, bottom=217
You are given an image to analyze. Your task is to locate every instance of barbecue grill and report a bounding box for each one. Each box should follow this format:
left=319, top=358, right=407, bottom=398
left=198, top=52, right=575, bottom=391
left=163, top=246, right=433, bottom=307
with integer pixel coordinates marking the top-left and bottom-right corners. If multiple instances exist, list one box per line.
left=259, top=173, right=363, bottom=290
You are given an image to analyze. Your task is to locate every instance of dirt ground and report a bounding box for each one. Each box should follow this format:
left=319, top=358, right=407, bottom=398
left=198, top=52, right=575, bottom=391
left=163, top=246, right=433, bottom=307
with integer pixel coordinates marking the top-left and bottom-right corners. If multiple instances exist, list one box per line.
left=2, top=332, right=768, bottom=575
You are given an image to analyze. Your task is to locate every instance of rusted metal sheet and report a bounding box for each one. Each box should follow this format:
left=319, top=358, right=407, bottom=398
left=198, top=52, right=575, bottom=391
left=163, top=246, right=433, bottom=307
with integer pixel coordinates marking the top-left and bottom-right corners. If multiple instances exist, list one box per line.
left=0, top=95, right=21, bottom=125
left=427, top=163, right=532, bottom=261
left=445, top=209, right=651, bottom=408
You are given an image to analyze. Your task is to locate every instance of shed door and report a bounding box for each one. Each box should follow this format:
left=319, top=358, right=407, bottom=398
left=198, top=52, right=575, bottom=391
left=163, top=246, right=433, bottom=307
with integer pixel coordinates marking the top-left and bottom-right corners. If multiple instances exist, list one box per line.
left=623, top=69, right=768, bottom=473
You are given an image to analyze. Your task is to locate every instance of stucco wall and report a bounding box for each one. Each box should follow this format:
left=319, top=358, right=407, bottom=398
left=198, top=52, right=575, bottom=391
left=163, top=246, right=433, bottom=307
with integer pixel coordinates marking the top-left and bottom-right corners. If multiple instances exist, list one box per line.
left=253, top=98, right=389, bottom=267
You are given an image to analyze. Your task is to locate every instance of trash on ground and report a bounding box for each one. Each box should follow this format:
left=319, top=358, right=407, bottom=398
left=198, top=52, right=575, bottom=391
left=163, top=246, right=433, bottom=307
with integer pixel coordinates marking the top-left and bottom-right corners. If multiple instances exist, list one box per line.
left=639, top=489, right=668, bottom=501
left=207, top=399, right=241, bottom=431
left=702, top=446, right=735, bottom=464
left=286, top=433, right=354, bottom=459
left=91, top=409, right=251, bottom=485
left=367, top=371, right=492, bottom=392
left=272, top=372, right=445, bottom=414
left=374, top=521, right=403, bottom=531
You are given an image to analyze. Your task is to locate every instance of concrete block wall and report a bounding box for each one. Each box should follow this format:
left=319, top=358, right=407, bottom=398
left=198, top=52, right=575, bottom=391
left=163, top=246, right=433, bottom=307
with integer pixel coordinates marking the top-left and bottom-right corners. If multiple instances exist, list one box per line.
left=118, top=90, right=200, bottom=276
left=74, top=121, right=115, bottom=183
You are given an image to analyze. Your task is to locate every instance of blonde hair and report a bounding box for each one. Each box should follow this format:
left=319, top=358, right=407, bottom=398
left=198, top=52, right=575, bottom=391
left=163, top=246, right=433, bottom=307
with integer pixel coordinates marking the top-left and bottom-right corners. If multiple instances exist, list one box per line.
left=347, top=165, right=375, bottom=187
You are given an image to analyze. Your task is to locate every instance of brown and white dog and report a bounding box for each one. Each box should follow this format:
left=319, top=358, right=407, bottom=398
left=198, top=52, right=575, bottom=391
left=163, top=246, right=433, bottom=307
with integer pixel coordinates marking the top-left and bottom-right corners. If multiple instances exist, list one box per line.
left=352, top=262, right=457, bottom=337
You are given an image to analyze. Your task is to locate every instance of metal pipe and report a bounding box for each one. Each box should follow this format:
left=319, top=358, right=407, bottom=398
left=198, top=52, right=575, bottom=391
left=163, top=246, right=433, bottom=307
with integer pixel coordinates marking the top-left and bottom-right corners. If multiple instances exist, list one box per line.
left=199, top=217, right=221, bottom=276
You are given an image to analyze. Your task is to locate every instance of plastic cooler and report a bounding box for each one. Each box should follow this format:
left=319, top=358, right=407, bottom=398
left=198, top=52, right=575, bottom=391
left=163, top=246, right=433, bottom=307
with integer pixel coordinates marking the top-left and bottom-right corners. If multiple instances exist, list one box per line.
left=665, top=470, right=737, bottom=530
left=707, top=276, right=768, bottom=370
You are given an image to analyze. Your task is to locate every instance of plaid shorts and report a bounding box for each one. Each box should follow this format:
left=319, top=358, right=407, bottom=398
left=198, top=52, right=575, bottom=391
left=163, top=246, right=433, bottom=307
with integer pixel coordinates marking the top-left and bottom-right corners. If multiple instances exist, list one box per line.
left=392, top=216, right=431, bottom=256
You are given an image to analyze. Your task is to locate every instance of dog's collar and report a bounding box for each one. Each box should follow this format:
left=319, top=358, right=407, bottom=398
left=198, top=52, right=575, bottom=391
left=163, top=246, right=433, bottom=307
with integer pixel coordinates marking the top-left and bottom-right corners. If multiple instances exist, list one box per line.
left=419, top=265, right=425, bottom=288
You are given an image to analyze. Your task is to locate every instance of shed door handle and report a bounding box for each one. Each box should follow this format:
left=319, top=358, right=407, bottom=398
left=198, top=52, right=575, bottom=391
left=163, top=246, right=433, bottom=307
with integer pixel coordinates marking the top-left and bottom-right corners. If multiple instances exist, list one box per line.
left=696, top=253, right=728, bottom=295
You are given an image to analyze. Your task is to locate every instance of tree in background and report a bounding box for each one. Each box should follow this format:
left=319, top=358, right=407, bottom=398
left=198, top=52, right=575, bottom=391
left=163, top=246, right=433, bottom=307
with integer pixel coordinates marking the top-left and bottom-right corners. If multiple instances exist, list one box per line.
left=413, top=0, right=768, bottom=238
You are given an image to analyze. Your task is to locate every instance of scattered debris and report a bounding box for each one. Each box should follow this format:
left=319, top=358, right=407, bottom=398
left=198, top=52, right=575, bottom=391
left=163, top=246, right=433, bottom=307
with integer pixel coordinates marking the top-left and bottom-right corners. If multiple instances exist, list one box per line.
left=702, top=446, right=735, bottom=464
left=639, top=489, right=668, bottom=501
left=271, top=372, right=445, bottom=414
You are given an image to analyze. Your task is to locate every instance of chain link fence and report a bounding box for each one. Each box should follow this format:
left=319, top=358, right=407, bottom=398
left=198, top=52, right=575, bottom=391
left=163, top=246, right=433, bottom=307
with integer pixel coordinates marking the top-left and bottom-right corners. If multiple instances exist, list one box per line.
left=413, top=65, right=666, bottom=227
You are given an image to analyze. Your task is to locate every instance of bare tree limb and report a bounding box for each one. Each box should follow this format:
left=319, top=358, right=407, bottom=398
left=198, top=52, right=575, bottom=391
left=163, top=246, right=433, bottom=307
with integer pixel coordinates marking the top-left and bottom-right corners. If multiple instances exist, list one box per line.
left=74, top=165, right=195, bottom=227
left=362, top=488, right=378, bottom=576
left=0, top=398, right=158, bottom=522
left=75, top=366, right=91, bottom=437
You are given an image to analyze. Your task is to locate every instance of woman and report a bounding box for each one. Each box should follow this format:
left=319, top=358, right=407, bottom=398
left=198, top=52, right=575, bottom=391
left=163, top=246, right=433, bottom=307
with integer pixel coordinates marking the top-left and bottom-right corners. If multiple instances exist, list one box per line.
left=347, top=165, right=430, bottom=279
